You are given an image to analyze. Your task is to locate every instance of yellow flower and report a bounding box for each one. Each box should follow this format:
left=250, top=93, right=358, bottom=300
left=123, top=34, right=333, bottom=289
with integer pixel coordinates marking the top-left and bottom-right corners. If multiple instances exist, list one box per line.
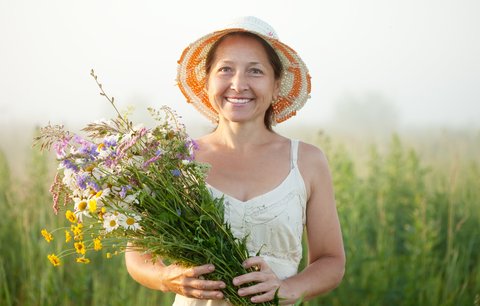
left=106, top=252, right=112, bottom=259
left=71, top=223, right=83, bottom=240
left=76, top=257, right=90, bottom=264
left=41, top=229, right=53, bottom=243
left=77, top=201, right=87, bottom=211
left=74, top=241, right=86, bottom=255
left=97, top=207, right=107, bottom=220
left=88, top=198, right=97, bottom=213
left=48, top=254, right=61, bottom=266
left=85, top=164, right=95, bottom=172
left=95, top=190, right=103, bottom=198
left=93, top=238, right=102, bottom=251
left=65, top=230, right=72, bottom=243
left=65, top=210, right=77, bottom=223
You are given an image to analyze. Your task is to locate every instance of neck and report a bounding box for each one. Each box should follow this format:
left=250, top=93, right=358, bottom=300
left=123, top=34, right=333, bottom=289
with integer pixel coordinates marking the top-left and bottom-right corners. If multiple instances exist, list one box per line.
left=211, top=119, right=275, bottom=149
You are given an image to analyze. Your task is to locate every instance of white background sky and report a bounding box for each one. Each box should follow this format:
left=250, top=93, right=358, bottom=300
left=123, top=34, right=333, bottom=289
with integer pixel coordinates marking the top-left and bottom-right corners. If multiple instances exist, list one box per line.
left=1, top=0, right=479, bottom=139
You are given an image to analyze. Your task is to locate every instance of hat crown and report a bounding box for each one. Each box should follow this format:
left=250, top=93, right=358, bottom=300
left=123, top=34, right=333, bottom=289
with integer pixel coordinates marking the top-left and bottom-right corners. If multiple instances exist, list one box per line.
left=226, top=16, right=278, bottom=40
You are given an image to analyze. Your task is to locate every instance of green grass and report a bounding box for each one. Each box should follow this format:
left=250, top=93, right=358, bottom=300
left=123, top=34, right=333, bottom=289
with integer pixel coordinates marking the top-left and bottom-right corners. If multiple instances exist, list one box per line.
left=1, top=131, right=479, bottom=306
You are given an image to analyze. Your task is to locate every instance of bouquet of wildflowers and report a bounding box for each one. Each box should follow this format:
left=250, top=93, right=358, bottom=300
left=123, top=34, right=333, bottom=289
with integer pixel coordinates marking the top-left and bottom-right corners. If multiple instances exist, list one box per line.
left=35, top=70, right=279, bottom=306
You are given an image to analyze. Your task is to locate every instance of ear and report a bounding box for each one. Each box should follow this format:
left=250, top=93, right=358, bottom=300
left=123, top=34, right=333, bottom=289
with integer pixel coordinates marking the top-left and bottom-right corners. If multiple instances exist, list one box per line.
left=205, top=76, right=209, bottom=91
left=272, top=79, right=280, bottom=101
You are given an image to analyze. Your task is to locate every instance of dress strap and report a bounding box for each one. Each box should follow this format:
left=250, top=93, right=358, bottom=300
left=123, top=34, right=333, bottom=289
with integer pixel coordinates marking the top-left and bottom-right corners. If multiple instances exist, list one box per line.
left=290, top=139, right=299, bottom=169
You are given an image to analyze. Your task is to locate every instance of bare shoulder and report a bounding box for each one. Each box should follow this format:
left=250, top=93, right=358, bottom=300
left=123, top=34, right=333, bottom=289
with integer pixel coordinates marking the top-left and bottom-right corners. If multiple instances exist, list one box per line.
left=195, top=134, right=214, bottom=148
left=298, top=141, right=329, bottom=170
left=297, top=141, right=332, bottom=198
left=193, top=135, right=216, bottom=161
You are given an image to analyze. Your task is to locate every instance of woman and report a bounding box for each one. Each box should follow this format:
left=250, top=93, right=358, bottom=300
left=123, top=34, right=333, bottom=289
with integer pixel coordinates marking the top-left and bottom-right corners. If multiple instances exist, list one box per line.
left=125, top=16, right=345, bottom=305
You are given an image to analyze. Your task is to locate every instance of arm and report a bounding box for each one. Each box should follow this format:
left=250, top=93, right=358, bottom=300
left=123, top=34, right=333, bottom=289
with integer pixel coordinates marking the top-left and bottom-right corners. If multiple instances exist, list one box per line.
left=232, top=143, right=345, bottom=304
left=280, top=143, right=345, bottom=302
left=124, top=245, right=226, bottom=299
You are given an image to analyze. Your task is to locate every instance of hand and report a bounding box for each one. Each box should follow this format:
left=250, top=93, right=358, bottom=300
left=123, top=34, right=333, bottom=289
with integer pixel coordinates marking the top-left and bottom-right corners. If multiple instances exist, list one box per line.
left=232, top=257, right=283, bottom=303
left=161, top=263, right=226, bottom=300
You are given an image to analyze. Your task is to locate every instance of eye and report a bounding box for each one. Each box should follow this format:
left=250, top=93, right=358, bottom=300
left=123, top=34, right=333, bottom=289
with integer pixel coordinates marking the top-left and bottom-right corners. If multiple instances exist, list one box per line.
left=249, top=68, right=264, bottom=75
left=218, top=66, right=232, bottom=73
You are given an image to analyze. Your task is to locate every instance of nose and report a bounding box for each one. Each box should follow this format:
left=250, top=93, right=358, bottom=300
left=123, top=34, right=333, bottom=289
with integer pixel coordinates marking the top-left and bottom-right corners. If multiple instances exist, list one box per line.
left=230, top=71, right=249, bottom=92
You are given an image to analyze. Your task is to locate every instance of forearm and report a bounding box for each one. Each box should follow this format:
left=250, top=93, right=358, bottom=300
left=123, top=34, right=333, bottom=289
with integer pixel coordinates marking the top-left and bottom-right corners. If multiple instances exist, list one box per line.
left=124, top=249, right=168, bottom=292
left=280, top=255, right=345, bottom=304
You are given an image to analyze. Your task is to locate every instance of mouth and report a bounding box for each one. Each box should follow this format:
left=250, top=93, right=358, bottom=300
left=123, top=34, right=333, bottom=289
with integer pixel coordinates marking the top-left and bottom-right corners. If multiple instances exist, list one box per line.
left=225, top=97, right=253, bottom=105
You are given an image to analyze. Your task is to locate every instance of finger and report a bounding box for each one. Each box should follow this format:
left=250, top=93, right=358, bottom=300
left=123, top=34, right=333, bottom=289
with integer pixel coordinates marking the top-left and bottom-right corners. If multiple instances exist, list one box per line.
left=243, top=257, right=271, bottom=271
left=186, top=288, right=225, bottom=300
left=237, top=281, right=273, bottom=297
left=184, top=264, right=215, bottom=278
left=233, top=271, right=267, bottom=286
left=189, top=278, right=226, bottom=291
left=249, top=290, right=276, bottom=304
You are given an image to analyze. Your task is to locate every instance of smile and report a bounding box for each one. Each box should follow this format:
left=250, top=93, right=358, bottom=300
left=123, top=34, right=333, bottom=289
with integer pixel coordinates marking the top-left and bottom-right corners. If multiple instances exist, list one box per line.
left=225, top=97, right=252, bottom=105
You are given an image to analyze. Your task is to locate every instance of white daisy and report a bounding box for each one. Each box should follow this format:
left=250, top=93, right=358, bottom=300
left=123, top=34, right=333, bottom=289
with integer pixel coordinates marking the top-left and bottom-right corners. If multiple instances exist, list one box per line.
left=91, top=167, right=104, bottom=180
left=73, top=198, right=91, bottom=221
left=127, top=155, right=145, bottom=168
left=123, top=193, right=139, bottom=205
left=103, top=213, right=120, bottom=233
left=62, top=168, right=77, bottom=191
left=90, top=188, right=110, bottom=208
left=118, top=214, right=142, bottom=231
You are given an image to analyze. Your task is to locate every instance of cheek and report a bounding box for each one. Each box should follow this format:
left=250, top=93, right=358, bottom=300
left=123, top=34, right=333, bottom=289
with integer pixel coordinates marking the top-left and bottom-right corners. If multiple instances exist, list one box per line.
left=206, top=76, right=219, bottom=95
left=206, top=78, right=222, bottom=110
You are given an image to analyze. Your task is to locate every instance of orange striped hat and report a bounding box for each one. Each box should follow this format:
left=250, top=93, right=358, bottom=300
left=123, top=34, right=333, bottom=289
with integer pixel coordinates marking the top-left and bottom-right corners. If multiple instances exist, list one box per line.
left=176, top=16, right=311, bottom=124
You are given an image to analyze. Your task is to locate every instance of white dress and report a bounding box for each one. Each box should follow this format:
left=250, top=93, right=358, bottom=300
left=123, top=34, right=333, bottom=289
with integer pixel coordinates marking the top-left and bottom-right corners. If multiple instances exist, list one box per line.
left=173, top=140, right=307, bottom=306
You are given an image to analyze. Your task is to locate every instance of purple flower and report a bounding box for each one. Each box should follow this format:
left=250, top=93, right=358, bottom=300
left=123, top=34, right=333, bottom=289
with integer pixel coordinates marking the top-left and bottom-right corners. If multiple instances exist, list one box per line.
left=104, top=138, right=117, bottom=148
left=120, top=185, right=131, bottom=198
left=171, top=169, right=181, bottom=177
left=76, top=173, right=89, bottom=190
left=74, top=136, right=99, bottom=159
left=185, top=139, right=199, bottom=160
left=73, top=135, right=85, bottom=144
left=79, top=143, right=99, bottom=158
left=88, top=181, right=100, bottom=192
left=187, top=139, right=199, bottom=151
left=142, top=149, right=163, bottom=168
left=53, top=137, right=70, bottom=158
left=62, top=159, right=79, bottom=172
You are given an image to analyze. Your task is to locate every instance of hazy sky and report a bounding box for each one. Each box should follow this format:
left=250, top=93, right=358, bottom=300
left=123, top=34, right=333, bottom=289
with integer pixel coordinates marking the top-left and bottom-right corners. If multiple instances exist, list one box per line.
left=1, top=0, right=479, bottom=136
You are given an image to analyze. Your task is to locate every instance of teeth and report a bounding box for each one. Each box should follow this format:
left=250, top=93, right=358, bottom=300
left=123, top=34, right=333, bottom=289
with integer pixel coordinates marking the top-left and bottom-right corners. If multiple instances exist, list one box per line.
left=226, top=98, right=251, bottom=104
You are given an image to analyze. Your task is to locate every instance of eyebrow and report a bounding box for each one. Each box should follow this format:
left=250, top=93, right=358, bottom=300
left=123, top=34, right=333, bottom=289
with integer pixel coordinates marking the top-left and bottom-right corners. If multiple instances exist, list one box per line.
left=216, top=60, right=264, bottom=66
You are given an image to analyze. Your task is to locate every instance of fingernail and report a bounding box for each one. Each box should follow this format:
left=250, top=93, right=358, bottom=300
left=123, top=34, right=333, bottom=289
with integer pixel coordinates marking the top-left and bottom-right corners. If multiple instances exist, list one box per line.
left=238, top=289, right=244, bottom=296
left=232, top=278, right=238, bottom=285
left=220, top=283, right=226, bottom=289
left=208, top=265, right=215, bottom=271
left=216, top=293, right=223, bottom=299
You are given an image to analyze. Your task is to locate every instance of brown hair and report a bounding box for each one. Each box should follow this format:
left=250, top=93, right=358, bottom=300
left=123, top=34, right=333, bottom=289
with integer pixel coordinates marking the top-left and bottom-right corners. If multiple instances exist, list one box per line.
left=205, top=32, right=283, bottom=131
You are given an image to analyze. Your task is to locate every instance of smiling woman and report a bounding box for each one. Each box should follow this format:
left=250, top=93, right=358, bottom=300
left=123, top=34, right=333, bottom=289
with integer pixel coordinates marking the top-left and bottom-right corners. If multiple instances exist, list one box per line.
left=205, top=31, right=284, bottom=131
left=125, top=16, right=345, bottom=305
left=205, top=33, right=281, bottom=129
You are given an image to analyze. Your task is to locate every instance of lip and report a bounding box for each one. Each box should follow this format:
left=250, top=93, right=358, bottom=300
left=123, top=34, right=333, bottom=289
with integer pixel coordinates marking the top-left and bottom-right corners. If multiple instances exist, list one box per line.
left=225, top=97, right=254, bottom=105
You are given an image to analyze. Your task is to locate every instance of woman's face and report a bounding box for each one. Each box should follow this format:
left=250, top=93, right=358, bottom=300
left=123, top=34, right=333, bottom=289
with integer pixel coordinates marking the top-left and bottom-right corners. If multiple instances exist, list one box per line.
left=206, top=35, right=280, bottom=126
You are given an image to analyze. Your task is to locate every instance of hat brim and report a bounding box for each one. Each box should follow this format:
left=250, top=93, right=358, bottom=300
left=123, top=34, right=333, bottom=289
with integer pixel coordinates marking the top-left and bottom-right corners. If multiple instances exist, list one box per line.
left=177, top=28, right=311, bottom=124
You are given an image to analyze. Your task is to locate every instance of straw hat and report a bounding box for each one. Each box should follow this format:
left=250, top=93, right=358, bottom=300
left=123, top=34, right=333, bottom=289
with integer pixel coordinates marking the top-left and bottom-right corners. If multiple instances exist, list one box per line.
left=176, top=16, right=311, bottom=124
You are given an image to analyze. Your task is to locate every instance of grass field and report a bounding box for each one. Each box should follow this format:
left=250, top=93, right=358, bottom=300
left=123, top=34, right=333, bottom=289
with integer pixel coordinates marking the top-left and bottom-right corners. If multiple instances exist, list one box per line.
left=1, top=127, right=479, bottom=306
